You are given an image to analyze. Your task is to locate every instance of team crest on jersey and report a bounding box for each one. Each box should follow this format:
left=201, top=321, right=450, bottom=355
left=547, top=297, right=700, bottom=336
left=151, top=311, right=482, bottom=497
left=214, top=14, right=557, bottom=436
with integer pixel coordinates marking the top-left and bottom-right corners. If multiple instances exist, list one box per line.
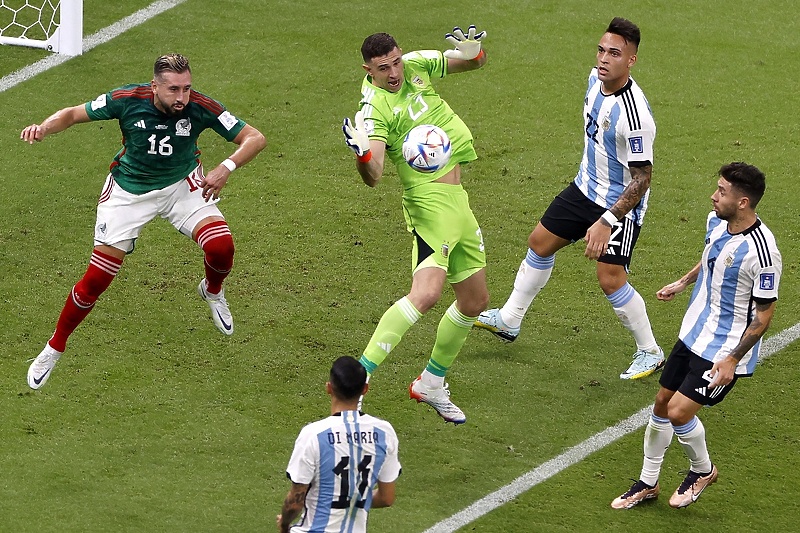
left=175, top=118, right=192, bottom=136
left=411, top=75, right=424, bottom=87
left=97, top=222, right=106, bottom=236
left=724, top=252, right=735, bottom=267
left=629, top=136, right=644, bottom=153
left=760, top=272, right=775, bottom=290
left=441, top=243, right=449, bottom=258
left=601, top=115, right=611, bottom=131
left=392, top=106, right=402, bottom=116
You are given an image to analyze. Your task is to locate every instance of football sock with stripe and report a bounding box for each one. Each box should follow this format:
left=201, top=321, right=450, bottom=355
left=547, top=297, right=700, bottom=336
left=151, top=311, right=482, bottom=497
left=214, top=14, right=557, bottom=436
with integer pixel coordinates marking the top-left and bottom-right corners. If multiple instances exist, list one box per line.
left=640, top=413, right=674, bottom=486
left=49, top=249, right=123, bottom=352
left=196, top=221, right=234, bottom=294
left=421, top=302, right=476, bottom=388
left=674, top=416, right=713, bottom=474
left=607, top=282, right=659, bottom=353
left=360, top=296, right=422, bottom=374
left=501, top=249, right=554, bottom=328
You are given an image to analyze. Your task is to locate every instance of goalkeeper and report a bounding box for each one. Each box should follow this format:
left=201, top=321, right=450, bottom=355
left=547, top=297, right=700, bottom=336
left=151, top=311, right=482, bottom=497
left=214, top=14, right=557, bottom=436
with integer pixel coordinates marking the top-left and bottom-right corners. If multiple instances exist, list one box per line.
left=342, top=26, right=489, bottom=424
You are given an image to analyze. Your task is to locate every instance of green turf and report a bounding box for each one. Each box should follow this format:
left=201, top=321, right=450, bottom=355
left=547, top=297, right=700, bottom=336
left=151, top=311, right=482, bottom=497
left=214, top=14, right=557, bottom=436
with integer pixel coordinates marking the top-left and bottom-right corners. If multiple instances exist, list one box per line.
left=1, top=1, right=798, bottom=532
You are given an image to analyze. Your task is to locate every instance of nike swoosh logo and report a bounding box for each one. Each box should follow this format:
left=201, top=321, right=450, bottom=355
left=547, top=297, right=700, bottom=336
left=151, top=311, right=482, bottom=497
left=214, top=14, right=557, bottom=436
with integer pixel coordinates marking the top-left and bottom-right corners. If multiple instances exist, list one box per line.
left=33, top=369, right=51, bottom=385
left=215, top=310, right=232, bottom=331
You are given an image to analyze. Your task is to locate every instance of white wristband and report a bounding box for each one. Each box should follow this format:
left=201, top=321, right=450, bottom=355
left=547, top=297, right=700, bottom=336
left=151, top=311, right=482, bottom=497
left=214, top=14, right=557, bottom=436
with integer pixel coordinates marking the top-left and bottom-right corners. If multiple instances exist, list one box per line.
left=601, top=210, right=619, bottom=226
left=221, top=158, right=237, bottom=172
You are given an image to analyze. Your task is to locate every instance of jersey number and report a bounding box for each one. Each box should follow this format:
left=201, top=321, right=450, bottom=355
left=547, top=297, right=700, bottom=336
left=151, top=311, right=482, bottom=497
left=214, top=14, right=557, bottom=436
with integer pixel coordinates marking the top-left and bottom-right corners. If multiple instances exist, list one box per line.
left=407, top=94, right=429, bottom=121
left=147, top=134, right=173, bottom=156
left=585, top=113, right=599, bottom=144
left=331, top=455, right=373, bottom=509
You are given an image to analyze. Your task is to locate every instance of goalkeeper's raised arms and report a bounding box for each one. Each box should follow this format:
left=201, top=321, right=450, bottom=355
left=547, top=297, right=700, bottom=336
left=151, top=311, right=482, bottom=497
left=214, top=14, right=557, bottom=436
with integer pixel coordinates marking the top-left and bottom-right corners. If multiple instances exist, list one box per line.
left=444, top=25, right=487, bottom=60
left=342, top=110, right=371, bottom=159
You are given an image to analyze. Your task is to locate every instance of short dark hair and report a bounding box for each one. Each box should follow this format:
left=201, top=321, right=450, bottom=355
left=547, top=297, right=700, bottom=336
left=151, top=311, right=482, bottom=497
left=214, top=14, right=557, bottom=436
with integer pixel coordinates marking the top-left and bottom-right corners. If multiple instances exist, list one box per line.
left=606, top=17, right=640, bottom=49
left=329, top=356, right=367, bottom=401
left=719, top=162, right=766, bottom=208
left=361, top=33, right=399, bottom=62
left=154, top=53, right=190, bottom=79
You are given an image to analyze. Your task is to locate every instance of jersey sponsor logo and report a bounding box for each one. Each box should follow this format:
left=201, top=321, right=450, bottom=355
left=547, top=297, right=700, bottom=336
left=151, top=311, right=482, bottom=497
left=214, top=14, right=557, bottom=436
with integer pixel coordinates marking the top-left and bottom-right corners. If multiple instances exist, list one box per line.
left=217, top=111, right=238, bottom=131
left=760, top=272, right=775, bottom=290
left=629, top=136, right=644, bottom=154
left=90, top=93, right=107, bottom=110
left=377, top=342, right=392, bottom=353
left=175, top=118, right=192, bottom=136
left=694, top=384, right=725, bottom=399
left=134, top=119, right=146, bottom=129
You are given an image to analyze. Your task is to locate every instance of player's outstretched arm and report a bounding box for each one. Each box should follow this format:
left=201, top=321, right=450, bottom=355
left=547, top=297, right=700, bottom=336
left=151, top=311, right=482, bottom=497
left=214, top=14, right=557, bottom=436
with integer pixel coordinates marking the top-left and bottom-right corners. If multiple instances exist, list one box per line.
left=20, top=104, right=91, bottom=144
left=201, top=124, right=267, bottom=201
left=656, top=261, right=701, bottom=301
left=343, top=110, right=386, bottom=187
left=444, top=25, right=488, bottom=74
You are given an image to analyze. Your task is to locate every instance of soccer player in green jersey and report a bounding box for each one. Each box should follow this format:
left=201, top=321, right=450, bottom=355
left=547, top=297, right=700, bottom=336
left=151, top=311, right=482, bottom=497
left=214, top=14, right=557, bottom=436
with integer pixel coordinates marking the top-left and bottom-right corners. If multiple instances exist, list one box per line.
left=342, top=26, right=489, bottom=424
left=21, top=53, right=266, bottom=390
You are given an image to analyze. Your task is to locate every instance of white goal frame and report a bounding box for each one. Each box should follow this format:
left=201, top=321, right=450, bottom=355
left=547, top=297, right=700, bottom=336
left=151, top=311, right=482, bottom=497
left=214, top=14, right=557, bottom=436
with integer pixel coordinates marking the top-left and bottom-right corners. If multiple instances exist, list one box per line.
left=0, top=0, right=82, bottom=55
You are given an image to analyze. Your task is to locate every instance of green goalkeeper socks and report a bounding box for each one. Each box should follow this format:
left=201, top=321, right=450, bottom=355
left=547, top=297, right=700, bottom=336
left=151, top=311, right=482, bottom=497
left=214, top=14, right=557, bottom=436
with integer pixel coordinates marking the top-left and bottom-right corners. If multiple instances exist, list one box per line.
left=426, top=302, right=476, bottom=377
left=360, top=296, right=422, bottom=374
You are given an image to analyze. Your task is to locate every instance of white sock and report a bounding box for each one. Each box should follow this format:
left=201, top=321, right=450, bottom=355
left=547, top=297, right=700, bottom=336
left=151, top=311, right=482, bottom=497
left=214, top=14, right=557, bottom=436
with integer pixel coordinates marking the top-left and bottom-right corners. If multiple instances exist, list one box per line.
left=674, top=416, right=713, bottom=474
left=640, top=413, right=673, bottom=486
left=607, top=283, right=659, bottom=352
left=500, top=249, right=554, bottom=328
left=420, top=369, right=444, bottom=389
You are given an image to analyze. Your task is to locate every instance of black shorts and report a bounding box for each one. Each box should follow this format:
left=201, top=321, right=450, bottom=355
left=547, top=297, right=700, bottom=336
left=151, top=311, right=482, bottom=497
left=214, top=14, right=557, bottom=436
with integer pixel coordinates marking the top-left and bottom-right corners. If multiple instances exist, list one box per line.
left=539, top=183, right=641, bottom=267
left=659, top=340, right=739, bottom=406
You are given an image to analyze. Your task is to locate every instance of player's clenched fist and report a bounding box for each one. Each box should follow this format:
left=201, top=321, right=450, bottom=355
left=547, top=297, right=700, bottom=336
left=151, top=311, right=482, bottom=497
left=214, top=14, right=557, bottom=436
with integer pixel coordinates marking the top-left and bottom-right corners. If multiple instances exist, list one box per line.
left=21, top=124, right=45, bottom=144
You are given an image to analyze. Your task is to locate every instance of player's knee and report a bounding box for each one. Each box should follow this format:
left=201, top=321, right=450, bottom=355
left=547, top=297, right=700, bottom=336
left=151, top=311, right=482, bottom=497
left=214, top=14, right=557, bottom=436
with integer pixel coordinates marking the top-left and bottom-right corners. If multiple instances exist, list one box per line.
left=202, top=233, right=235, bottom=269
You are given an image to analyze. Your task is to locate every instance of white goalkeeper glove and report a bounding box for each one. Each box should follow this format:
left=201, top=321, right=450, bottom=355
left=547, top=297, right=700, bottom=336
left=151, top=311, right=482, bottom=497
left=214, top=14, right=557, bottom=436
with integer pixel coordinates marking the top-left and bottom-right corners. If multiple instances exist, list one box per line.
left=342, top=110, right=371, bottom=158
left=444, top=25, right=486, bottom=60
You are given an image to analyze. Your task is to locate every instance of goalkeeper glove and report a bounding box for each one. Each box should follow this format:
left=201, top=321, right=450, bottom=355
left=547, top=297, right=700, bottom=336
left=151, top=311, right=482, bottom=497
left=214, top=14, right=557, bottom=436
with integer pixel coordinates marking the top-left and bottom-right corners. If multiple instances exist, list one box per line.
left=444, top=25, right=486, bottom=60
left=342, top=110, right=371, bottom=158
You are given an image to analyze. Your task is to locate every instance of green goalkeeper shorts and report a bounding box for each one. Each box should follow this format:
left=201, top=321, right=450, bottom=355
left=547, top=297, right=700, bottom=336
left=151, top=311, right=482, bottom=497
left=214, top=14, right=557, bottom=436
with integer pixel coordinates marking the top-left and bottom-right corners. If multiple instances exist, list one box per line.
left=402, top=181, right=486, bottom=284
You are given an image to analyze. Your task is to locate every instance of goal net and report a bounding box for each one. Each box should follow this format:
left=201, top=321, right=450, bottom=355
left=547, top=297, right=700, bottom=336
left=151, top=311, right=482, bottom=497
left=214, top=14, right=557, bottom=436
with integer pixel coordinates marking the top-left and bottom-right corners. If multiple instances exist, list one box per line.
left=0, top=0, right=82, bottom=55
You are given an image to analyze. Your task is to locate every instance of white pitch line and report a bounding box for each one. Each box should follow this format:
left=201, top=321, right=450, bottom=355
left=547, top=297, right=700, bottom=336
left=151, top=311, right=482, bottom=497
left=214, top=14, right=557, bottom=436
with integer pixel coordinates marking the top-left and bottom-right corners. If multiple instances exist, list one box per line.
left=0, top=0, right=188, bottom=94
left=423, top=322, right=800, bottom=533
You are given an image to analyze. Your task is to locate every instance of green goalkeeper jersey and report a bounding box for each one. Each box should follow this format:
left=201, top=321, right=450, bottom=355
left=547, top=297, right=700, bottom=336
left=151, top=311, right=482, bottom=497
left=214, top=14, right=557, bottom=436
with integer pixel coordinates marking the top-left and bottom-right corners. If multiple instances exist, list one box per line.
left=359, top=50, right=477, bottom=190
left=85, top=84, right=246, bottom=194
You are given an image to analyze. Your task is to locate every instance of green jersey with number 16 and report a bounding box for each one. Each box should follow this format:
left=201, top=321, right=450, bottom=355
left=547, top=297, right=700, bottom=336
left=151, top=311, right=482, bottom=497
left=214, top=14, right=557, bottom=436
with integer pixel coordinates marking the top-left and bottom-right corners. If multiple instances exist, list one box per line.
left=85, top=84, right=246, bottom=195
left=359, top=50, right=477, bottom=190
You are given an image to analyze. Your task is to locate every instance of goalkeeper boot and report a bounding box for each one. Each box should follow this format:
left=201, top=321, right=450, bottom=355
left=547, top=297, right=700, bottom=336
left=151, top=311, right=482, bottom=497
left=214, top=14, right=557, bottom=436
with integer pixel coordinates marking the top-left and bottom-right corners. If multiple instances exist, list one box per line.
left=409, top=376, right=466, bottom=425
left=620, top=347, right=665, bottom=380
left=474, top=308, right=519, bottom=342
left=27, top=344, right=62, bottom=390
left=198, top=279, right=234, bottom=335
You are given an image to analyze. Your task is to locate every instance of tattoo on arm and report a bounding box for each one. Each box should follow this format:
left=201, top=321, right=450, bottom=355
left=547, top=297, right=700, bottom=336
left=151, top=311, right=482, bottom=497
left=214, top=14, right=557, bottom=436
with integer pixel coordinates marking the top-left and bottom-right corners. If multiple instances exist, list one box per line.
left=728, top=301, right=774, bottom=361
left=609, top=165, right=652, bottom=220
left=280, top=483, right=309, bottom=527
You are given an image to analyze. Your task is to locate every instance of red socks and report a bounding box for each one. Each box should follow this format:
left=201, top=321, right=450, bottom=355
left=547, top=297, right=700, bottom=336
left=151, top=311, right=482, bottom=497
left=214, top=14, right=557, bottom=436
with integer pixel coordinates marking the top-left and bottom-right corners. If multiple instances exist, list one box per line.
left=49, top=250, right=122, bottom=352
left=196, top=221, right=234, bottom=294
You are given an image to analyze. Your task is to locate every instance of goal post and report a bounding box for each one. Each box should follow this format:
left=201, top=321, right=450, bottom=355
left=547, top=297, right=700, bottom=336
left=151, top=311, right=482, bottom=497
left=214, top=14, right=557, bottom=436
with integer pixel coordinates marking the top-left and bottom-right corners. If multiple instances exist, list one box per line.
left=0, top=0, right=83, bottom=55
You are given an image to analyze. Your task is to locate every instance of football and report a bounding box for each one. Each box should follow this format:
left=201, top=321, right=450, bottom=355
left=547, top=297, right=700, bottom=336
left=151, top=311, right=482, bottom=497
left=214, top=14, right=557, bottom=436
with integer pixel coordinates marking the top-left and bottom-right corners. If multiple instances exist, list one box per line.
left=402, top=124, right=452, bottom=173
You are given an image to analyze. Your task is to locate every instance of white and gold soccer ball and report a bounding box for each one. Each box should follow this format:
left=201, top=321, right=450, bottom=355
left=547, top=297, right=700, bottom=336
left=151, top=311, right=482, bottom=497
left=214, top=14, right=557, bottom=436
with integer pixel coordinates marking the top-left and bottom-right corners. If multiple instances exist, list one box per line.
left=402, top=124, right=452, bottom=173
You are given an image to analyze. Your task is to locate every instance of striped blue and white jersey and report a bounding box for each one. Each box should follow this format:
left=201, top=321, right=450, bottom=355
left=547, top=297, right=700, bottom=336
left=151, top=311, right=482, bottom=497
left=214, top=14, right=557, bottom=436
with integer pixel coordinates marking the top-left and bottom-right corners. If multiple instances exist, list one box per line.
left=679, top=212, right=782, bottom=375
left=286, top=410, right=401, bottom=533
left=573, top=68, right=656, bottom=226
